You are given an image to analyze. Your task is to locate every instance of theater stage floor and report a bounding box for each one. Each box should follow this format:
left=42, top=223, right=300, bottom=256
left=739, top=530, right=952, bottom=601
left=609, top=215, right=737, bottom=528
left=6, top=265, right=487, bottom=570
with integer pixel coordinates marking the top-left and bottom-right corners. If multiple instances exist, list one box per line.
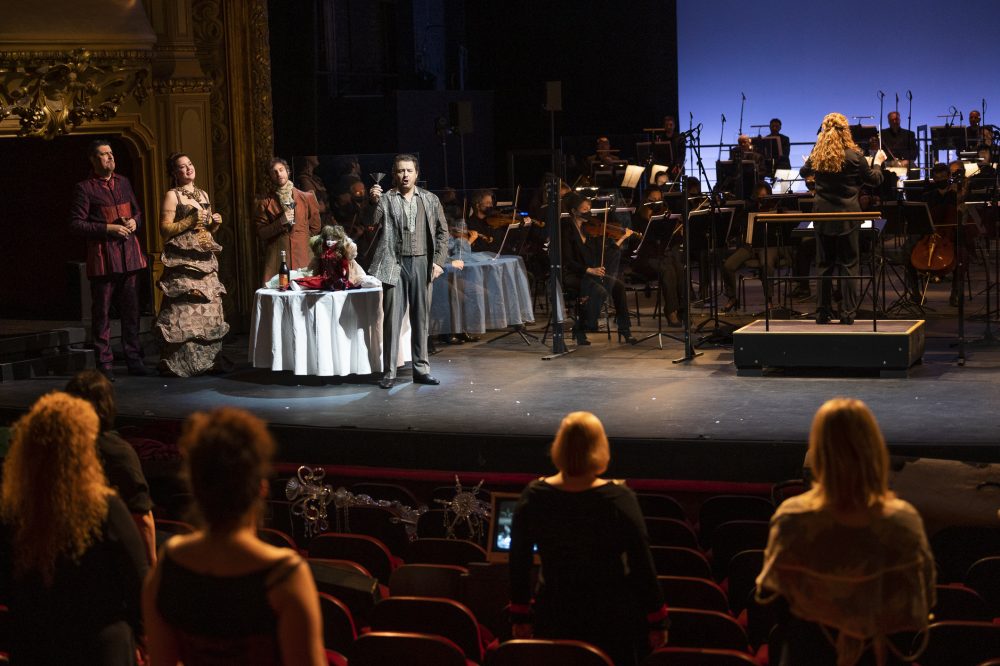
left=1, top=297, right=998, bottom=483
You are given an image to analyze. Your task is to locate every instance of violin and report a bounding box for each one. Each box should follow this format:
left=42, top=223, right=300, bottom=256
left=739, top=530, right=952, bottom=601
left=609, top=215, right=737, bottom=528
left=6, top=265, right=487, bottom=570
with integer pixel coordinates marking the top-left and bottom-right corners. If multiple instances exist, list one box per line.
left=580, top=217, right=642, bottom=241
left=485, top=213, right=544, bottom=229
left=450, top=228, right=492, bottom=244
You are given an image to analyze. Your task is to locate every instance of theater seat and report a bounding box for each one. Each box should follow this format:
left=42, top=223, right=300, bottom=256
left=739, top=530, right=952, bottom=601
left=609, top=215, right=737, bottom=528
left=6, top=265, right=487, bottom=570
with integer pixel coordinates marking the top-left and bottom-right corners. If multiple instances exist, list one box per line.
left=490, top=638, right=614, bottom=665
left=349, top=631, right=470, bottom=666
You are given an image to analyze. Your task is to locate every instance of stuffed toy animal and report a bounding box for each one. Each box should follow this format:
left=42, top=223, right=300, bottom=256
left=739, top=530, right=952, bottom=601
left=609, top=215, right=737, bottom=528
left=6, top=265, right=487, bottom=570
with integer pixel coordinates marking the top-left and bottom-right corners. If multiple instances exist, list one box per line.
left=294, top=225, right=358, bottom=291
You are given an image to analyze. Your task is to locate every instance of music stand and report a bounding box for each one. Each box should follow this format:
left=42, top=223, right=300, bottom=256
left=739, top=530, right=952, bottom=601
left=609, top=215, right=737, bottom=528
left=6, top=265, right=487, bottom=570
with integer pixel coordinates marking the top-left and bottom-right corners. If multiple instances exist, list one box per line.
left=849, top=124, right=878, bottom=148
left=930, top=125, right=966, bottom=153
left=632, top=213, right=685, bottom=348
left=690, top=206, right=737, bottom=346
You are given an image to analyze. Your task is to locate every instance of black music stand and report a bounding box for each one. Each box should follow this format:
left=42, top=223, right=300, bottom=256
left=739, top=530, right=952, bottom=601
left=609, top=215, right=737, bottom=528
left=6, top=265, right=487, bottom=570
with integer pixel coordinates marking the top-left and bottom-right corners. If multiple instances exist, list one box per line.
left=745, top=212, right=799, bottom=318
left=691, top=206, right=737, bottom=346
left=850, top=124, right=878, bottom=148
left=880, top=201, right=932, bottom=316
left=930, top=125, right=966, bottom=153
left=632, top=213, right=685, bottom=349
left=968, top=198, right=1000, bottom=347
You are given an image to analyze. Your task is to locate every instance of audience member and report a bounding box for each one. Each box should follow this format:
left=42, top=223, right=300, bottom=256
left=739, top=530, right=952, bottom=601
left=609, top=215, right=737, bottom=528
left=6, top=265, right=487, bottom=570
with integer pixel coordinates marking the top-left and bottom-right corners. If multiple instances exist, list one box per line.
left=65, top=369, right=157, bottom=564
left=757, top=397, right=936, bottom=666
left=509, top=411, right=668, bottom=665
left=143, top=407, right=325, bottom=665
left=0, top=392, right=148, bottom=664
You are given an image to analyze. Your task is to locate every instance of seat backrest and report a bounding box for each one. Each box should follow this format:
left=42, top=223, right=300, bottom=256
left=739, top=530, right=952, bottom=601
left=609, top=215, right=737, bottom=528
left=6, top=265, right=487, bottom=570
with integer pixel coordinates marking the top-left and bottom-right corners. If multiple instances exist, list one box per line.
left=636, top=493, right=688, bottom=521
left=697, top=495, right=774, bottom=548
left=707, top=521, right=770, bottom=580
left=257, top=527, right=299, bottom=552
left=318, top=592, right=357, bottom=655
left=725, top=549, right=765, bottom=614
left=642, top=647, right=759, bottom=665
left=407, top=537, right=488, bottom=566
left=932, top=584, right=991, bottom=621
left=649, top=546, right=712, bottom=579
left=349, top=482, right=421, bottom=508
left=491, top=639, right=615, bottom=666
left=370, top=596, right=483, bottom=662
left=349, top=631, right=468, bottom=666
left=388, top=563, right=468, bottom=601
left=644, top=517, right=699, bottom=550
left=664, top=608, right=751, bottom=653
left=929, top=525, right=1000, bottom=583
left=462, top=561, right=511, bottom=641
left=342, top=505, right=411, bottom=556
left=770, top=479, right=807, bottom=507
left=309, top=532, right=395, bottom=583
left=263, top=499, right=307, bottom=547
left=657, top=575, right=730, bottom=614
left=964, top=556, right=1000, bottom=617
left=307, top=559, right=381, bottom=628
left=918, top=621, right=1000, bottom=666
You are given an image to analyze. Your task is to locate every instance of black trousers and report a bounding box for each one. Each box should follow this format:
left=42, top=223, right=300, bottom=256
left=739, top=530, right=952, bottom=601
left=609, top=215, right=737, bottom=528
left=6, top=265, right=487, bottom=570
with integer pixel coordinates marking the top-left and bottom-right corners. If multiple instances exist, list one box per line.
left=816, top=229, right=860, bottom=317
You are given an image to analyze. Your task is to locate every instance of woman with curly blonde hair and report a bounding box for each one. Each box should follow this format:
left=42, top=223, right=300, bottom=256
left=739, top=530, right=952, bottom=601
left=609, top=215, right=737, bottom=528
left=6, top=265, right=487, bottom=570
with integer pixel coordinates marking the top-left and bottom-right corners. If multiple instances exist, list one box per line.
left=0, top=391, right=148, bottom=664
left=801, top=113, right=884, bottom=325
left=757, top=398, right=935, bottom=666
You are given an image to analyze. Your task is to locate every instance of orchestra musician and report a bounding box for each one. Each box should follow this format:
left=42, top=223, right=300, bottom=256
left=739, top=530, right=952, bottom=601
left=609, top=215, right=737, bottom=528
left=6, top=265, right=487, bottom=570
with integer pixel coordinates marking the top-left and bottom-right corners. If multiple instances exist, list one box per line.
left=661, top=116, right=686, bottom=178
left=561, top=193, right=637, bottom=346
left=967, top=110, right=994, bottom=150
left=721, top=181, right=791, bottom=312
left=881, top=111, right=918, bottom=165
left=466, top=189, right=502, bottom=253
left=800, top=112, right=885, bottom=325
left=630, top=188, right=685, bottom=326
left=768, top=118, right=792, bottom=170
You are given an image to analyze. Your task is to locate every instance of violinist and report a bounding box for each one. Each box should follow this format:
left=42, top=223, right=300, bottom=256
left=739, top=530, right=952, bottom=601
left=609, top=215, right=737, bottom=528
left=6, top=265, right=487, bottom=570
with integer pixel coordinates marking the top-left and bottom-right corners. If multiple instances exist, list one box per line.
left=435, top=218, right=487, bottom=345
left=630, top=188, right=685, bottom=326
left=561, top=193, right=637, bottom=345
left=466, top=189, right=503, bottom=253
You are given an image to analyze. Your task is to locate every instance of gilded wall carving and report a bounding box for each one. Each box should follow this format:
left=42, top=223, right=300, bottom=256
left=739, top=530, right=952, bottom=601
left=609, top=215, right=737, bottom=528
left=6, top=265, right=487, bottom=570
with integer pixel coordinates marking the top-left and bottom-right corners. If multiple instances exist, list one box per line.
left=0, top=49, right=151, bottom=139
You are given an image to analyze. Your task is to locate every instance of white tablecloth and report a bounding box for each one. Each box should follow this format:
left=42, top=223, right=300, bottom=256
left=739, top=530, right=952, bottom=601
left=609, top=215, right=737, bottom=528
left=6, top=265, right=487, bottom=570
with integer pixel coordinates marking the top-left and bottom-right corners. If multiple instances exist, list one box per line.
left=430, top=254, right=535, bottom=334
left=250, top=287, right=410, bottom=376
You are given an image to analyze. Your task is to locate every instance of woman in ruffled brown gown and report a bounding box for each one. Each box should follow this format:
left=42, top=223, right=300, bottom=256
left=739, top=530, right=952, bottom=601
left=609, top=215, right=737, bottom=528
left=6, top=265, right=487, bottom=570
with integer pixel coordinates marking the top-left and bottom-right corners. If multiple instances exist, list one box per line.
left=155, top=153, right=229, bottom=376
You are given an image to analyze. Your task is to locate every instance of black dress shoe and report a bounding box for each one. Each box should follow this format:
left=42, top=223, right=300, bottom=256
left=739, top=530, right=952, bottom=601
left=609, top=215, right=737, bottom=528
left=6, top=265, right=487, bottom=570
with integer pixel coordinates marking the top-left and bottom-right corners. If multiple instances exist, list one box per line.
left=815, top=311, right=832, bottom=325
left=413, top=373, right=440, bottom=385
left=618, top=332, right=638, bottom=345
left=378, top=375, right=396, bottom=389
left=840, top=316, right=855, bottom=325
left=98, top=366, right=115, bottom=382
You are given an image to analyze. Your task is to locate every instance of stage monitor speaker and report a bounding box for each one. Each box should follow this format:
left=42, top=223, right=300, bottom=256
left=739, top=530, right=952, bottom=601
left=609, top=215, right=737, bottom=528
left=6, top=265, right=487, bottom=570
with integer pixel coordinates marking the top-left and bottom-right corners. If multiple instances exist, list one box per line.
left=545, top=81, right=562, bottom=112
left=449, top=100, right=474, bottom=135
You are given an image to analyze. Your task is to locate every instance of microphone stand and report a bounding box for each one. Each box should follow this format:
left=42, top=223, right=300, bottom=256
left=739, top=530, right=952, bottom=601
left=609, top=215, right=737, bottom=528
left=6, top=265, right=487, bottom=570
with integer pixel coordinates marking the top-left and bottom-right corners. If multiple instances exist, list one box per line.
left=718, top=113, right=726, bottom=164
left=673, top=125, right=706, bottom=364
left=738, top=92, right=746, bottom=136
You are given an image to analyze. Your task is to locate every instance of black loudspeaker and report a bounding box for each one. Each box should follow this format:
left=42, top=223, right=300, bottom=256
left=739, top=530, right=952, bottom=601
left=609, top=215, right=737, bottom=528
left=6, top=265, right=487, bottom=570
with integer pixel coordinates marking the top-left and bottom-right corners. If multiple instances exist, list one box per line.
left=449, top=100, right=474, bottom=135
left=545, top=80, right=562, bottom=112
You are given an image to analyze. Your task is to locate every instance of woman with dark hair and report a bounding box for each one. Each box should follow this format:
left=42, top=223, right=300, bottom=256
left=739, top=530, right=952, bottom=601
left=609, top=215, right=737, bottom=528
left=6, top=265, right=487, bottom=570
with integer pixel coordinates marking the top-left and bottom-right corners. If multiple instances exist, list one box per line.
left=757, top=398, right=935, bottom=666
left=800, top=113, right=884, bottom=325
left=0, top=392, right=148, bottom=664
left=142, top=407, right=325, bottom=665
left=65, top=369, right=156, bottom=564
left=509, top=411, right=668, bottom=665
left=155, top=152, right=229, bottom=376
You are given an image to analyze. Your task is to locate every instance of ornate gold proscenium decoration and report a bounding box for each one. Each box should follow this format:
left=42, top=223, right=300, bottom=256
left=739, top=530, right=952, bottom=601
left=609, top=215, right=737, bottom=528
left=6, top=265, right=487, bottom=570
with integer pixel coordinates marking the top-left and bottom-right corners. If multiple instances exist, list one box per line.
left=0, top=48, right=151, bottom=139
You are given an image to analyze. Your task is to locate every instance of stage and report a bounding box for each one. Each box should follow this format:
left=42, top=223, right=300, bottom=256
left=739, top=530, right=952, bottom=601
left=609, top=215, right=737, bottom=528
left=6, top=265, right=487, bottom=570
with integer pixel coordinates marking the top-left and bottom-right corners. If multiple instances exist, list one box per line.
left=2, top=290, right=999, bottom=484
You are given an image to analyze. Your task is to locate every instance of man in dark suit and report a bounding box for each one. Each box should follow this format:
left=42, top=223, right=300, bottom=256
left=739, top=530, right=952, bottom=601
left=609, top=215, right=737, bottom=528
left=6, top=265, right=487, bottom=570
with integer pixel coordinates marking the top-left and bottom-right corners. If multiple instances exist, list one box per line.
left=768, top=118, right=792, bottom=170
left=800, top=112, right=884, bottom=325
left=368, top=154, right=449, bottom=389
left=69, top=139, right=149, bottom=381
left=881, top=111, right=918, bottom=165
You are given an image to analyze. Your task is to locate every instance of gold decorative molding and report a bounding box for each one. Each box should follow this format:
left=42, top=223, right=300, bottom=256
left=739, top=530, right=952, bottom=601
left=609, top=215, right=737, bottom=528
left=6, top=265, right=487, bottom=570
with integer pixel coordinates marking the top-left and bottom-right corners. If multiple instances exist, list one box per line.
left=152, top=77, right=213, bottom=94
left=0, top=48, right=151, bottom=139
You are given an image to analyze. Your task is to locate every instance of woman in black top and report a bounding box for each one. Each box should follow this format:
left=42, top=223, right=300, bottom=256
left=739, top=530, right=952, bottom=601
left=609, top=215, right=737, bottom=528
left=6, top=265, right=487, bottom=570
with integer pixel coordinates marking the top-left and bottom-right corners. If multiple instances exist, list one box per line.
left=509, top=411, right=668, bottom=665
left=561, top=194, right=638, bottom=345
left=800, top=112, right=884, bottom=325
left=0, top=392, right=148, bottom=665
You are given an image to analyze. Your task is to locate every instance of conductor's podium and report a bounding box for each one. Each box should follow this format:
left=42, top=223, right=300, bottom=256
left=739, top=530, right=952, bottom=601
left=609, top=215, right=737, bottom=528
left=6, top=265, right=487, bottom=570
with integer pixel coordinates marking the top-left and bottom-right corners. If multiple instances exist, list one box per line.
left=733, top=319, right=925, bottom=377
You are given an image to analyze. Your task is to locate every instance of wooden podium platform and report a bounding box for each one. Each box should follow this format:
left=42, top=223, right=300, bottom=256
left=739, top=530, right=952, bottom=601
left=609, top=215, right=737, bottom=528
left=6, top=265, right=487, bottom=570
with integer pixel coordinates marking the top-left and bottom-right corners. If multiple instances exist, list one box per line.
left=733, top=319, right=926, bottom=377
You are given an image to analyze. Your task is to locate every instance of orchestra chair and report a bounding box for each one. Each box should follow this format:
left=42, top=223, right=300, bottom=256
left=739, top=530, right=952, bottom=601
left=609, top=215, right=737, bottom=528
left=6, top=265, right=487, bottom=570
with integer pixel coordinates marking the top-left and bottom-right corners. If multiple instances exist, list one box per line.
left=489, top=639, right=614, bottom=666
left=697, top=495, right=775, bottom=549
left=318, top=592, right=357, bottom=656
left=931, top=584, right=991, bottom=622
left=649, top=546, right=712, bottom=580
left=964, top=556, right=1000, bottom=617
left=644, top=517, right=699, bottom=550
left=349, top=482, right=422, bottom=508
left=657, top=575, right=730, bottom=614
left=389, top=563, right=468, bottom=602
left=349, top=631, right=469, bottom=666
left=308, top=532, right=397, bottom=584
left=706, top=521, right=770, bottom=581
left=370, top=596, right=485, bottom=663
left=662, top=608, right=751, bottom=653
left=930, top=525, right=1000, bottom=583
left=725, top=549, right=765, bottom=615
left=636, top=493, right=688, bottom=522
left=307, top=558, right=382, bottom=630
left=406, top=538, right=488, bottom=567
left=915, top=621, right=1000, bottom=666
left=641, top=647, right=759, bottom=665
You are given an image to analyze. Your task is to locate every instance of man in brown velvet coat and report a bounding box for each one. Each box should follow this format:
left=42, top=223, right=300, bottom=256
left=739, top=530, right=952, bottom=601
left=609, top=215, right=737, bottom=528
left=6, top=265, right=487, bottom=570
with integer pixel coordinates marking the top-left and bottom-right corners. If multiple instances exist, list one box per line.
left=255, top=157, right=321, bottom=285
